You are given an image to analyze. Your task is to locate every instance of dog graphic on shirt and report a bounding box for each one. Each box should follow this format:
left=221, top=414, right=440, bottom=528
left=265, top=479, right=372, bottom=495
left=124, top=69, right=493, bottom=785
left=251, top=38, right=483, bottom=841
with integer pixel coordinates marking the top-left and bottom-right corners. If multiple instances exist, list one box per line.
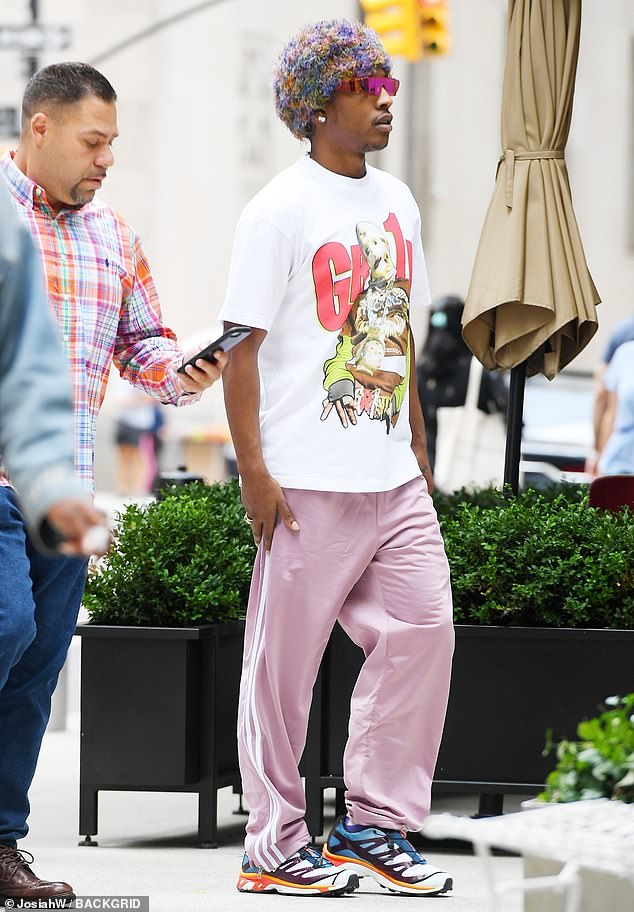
left=321, top=221, right=410, bottom=433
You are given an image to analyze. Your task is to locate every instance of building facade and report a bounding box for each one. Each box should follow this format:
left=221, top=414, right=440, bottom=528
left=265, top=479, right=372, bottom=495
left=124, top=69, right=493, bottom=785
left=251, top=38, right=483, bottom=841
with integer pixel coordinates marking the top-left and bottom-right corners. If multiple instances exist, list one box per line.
left=1, top=0, right=631, bottom=485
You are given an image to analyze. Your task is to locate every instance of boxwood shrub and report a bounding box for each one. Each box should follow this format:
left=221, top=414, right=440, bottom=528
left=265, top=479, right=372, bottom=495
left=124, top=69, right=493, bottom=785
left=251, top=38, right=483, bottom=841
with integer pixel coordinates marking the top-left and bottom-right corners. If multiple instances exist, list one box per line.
left=440, top=488, right=634, bottom=628
left=83, top=479, right=256, bottom=626
left=84, top=480, right=634, bottom=630
left=432, top=481, right=587, bottom=521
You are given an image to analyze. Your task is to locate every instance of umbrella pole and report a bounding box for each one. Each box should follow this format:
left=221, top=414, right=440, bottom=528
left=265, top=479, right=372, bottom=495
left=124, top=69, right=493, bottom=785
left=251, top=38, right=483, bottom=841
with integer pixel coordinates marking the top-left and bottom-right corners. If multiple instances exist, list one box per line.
left=503, top=361, right=527, bottom=496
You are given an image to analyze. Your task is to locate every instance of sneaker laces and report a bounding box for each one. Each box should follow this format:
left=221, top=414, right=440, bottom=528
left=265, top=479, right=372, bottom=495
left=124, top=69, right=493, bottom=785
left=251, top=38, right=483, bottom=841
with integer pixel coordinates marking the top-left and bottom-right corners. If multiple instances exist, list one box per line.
left=297, top=845, right=331, bottom=868
left=383, top=830, right=427, bottom=867
left=0, top=846, right=35, bottom=877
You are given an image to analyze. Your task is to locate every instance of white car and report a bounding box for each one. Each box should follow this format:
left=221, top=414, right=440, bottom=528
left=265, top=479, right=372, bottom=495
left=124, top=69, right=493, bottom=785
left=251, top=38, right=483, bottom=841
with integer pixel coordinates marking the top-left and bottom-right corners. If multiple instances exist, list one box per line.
left=520, top=371, right=594, bottom=488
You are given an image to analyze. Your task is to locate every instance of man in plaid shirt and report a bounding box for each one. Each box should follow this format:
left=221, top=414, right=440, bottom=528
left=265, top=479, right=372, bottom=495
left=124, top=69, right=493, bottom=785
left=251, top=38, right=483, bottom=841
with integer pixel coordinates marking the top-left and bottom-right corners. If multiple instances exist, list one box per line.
left=0, top=62, right=227, bottom=905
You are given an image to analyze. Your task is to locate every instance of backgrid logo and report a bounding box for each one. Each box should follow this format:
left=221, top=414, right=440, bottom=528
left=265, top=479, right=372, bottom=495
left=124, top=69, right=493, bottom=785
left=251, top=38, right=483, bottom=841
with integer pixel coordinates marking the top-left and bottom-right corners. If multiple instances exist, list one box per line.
left=3, top=898, right=149, bottom=910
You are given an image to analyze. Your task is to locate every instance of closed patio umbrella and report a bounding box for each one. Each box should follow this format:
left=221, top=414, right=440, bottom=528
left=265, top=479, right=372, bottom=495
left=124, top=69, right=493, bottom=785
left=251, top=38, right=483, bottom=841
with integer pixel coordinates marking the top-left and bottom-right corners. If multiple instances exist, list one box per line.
left=462, top=0, right=600, bottom=491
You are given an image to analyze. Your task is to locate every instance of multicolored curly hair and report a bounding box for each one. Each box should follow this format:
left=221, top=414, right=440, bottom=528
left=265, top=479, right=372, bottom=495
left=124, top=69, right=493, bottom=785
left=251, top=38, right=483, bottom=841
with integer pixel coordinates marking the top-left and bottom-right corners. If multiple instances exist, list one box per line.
left=272, top=19, right=392, bottom=140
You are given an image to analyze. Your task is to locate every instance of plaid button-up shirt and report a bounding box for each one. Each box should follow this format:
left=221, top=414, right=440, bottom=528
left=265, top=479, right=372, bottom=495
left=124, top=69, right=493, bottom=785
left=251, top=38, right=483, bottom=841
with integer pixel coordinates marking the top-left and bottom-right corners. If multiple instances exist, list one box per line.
left=1, top=151, right=193, bottom=493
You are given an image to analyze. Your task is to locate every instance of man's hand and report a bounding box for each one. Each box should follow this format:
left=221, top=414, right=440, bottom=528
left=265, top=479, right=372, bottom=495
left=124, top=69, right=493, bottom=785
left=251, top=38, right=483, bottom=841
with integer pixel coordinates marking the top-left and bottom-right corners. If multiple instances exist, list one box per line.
left=412, top=439, right=434, bottom=495
left=321, top=379, right=357, bottom=428
left=320, top=395, right=357, bottom=428
left=46, top=500, right=112, bottom=557
left=584, top=451, right=600, bottom=477
left=177, top=346, right=229, bottom=394
left=241, top=468, right=299, bottom=552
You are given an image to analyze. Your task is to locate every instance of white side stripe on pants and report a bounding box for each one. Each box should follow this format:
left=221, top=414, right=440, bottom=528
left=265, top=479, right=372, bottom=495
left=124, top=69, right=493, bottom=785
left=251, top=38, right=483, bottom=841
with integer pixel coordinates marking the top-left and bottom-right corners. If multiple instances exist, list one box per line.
left=240, top=553, right=286, bottom=870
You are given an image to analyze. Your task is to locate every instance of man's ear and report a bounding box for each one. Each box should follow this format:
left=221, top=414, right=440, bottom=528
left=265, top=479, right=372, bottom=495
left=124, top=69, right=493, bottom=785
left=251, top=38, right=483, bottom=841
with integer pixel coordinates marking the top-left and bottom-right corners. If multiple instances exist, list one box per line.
left=30, top=112, right=49, bottom=147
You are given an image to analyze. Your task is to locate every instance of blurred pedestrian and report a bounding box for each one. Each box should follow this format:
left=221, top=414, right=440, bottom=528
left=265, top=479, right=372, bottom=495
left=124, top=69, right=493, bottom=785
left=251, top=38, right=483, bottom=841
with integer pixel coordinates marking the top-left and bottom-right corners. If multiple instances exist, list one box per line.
left=596, top=339, right=634, bottom=475
left=417, top=295, right=508, bottom=483
left=0, top=61, right=227, bottom=904
left=222, top=19, right=453, bottom=898
left=588, top=315, right=634, bottom=475
left=110, top=372, right=164, bottom=496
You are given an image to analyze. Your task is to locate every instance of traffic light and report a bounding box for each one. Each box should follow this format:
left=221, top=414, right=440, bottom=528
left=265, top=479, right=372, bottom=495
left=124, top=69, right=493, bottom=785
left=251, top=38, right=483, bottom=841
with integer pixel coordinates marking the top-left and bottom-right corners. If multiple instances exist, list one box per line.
left=418, top=0, right=451, bottom=56
left=360, top=0, right=424, bottom=64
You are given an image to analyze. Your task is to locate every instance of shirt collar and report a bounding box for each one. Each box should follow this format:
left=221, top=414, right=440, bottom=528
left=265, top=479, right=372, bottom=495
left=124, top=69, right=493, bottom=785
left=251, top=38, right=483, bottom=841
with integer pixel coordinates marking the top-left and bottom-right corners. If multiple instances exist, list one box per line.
left=1, top=150, right=41, bottom=210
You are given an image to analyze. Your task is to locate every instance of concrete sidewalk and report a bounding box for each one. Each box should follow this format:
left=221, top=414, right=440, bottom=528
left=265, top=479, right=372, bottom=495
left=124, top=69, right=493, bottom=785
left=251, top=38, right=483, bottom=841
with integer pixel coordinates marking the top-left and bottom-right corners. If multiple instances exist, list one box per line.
left=23, top=707, right=528, bottom=912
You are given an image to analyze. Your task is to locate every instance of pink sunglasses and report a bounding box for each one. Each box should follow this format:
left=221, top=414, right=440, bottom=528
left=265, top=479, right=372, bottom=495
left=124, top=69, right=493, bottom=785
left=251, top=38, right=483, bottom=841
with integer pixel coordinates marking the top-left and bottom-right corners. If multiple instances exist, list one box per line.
left=337, top=76, right=400, bottom=97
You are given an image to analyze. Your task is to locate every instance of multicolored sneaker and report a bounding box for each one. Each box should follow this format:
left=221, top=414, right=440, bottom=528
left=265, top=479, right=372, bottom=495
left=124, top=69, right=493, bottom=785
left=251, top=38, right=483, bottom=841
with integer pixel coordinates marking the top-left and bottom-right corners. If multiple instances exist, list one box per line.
left=324, top=815, right=453, bottom=896
left=237, top=844, right=359, bottom=896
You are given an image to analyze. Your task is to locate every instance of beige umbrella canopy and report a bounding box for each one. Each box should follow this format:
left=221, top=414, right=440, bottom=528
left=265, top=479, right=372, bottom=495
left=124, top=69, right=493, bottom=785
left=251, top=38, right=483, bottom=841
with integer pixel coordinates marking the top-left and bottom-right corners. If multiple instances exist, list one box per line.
left=463, top=0, right=600, bottom=382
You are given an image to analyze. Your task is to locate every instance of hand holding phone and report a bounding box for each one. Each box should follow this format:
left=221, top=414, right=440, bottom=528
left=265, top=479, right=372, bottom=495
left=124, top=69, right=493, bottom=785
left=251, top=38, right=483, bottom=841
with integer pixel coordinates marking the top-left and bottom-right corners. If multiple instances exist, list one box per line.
left=177, top=325, right=252, bottom=374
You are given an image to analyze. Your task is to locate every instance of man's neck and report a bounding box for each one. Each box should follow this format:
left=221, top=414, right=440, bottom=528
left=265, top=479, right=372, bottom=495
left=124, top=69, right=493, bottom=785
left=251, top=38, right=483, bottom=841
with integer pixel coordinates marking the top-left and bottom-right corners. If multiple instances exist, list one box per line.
left=11, top=145, right=65, bottom=215
left=12, top=145, right=28, bottom=176
left=308, top=146, right=366, bottom=179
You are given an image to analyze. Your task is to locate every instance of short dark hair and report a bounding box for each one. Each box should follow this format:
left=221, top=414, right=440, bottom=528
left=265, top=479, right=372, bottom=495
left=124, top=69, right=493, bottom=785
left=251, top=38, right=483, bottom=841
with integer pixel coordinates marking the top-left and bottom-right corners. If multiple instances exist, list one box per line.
left=21, top=62, right=116, bottom=128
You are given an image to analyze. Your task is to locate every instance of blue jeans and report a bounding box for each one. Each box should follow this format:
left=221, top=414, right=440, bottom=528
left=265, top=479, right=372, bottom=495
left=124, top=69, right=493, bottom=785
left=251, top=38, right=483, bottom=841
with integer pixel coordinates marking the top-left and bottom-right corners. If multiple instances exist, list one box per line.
left=0, top=486, right=87, bottom=845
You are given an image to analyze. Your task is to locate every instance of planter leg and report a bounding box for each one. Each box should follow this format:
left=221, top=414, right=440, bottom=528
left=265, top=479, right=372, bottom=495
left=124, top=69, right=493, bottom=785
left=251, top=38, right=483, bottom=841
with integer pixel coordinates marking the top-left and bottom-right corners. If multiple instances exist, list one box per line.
left=304, top=668, right=325, bottom=840
left=79, top=785, right=99, bottom=846
left=197, top=788, right=218, bottom=848
left=233, top=791, right=248, bottom=816
left=305, top=779, right=324, bottom=841
left=335, top=789, right=346, bottom=818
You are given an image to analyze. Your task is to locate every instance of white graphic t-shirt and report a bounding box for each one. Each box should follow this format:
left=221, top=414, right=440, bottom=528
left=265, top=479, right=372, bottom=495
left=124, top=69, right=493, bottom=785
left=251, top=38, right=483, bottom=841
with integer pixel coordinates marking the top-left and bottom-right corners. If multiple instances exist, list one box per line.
left=219, top=155, right=431, bottom=493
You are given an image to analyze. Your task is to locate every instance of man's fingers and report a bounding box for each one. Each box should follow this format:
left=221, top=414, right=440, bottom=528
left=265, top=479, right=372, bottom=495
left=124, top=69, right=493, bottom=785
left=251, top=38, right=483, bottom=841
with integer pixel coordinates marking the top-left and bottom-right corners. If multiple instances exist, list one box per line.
left=251, top=521, right=263, bottom=547
left=81, top=525, right=113, bottom=556
left=320, top=400, right=333, bottom=421
left=420, top=462, right=435, bottom=496
left=183, top=360, right=221, bottom=381
left=335, top=399, right=349, bottom=428
left=263, top=519, right=276, bottom=552
left=251, top=505, right=299, bottom=550
left=177, top=350, right=228, bottom=392
left=208, top=350, right=229, bottom=373
left=325, top=396, right=357, bottom=428
left=280, top=503, right=300, bottom=533
left=322, top=395, right=357, bottom=427
left=57, top=524, right=111, bottom=558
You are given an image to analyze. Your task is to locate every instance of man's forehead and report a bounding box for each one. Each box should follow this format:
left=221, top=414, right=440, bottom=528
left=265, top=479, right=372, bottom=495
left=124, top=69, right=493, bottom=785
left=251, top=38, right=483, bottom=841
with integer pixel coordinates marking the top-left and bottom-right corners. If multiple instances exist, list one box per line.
left=79, top=124, right=119, bottom=139
left=53, top=97, right=118, bottom=135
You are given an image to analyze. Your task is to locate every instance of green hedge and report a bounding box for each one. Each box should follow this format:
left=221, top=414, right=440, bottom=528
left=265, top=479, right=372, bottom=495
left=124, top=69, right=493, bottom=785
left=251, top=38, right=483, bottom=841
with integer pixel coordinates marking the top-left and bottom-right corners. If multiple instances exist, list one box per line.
left=84, top=480, right=634, bottom=629
left=432, top=481, right=587, bottom=520
left=83, top=480, right=255, bottom=626
left=440, top=488, right=634, bottom=628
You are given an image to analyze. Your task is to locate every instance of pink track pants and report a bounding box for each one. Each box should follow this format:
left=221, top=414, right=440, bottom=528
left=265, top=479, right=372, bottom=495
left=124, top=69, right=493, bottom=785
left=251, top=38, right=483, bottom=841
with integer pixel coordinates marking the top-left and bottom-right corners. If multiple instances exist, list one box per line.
left=237, top=476, right=455, bottom=870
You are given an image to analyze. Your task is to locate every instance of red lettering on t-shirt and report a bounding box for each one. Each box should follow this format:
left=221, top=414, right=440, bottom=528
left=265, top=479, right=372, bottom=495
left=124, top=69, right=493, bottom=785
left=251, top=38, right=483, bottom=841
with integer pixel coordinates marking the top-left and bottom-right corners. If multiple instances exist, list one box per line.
left=313, top=214, right=413, bottom=331
left=313, top=243, right=352, bottom=331
left=384, top=212, right=406, bottom=280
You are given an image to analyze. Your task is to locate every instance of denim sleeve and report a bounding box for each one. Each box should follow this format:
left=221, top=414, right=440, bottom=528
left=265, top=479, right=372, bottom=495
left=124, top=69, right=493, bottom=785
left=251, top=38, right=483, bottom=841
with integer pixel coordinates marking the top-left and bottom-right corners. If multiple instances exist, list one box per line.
left=0, top=185, right=84, bottom=540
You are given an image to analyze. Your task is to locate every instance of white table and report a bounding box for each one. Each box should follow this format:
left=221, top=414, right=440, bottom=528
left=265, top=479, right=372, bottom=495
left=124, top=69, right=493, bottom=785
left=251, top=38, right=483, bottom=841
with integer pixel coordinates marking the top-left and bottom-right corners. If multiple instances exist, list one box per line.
left=422, top=799, right=634, bottom=912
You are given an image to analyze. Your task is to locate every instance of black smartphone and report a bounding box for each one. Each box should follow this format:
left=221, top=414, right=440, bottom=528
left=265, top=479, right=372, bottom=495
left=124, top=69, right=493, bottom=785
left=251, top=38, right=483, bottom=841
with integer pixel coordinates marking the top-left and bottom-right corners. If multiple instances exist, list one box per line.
left=177, top=325, right=252, bottom=374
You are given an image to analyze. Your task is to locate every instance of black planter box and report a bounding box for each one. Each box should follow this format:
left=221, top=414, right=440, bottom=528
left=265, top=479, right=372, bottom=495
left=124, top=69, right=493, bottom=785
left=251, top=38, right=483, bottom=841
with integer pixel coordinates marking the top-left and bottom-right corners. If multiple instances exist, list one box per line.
left=303, top=623, right=634, bottom=838
left=76, top=620, right=244, bottom=846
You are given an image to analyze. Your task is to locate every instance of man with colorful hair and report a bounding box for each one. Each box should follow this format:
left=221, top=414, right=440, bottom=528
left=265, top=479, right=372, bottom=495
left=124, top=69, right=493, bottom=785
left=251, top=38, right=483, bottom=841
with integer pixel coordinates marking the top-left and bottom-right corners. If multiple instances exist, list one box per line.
left=221, top=19, right=454, bottom=898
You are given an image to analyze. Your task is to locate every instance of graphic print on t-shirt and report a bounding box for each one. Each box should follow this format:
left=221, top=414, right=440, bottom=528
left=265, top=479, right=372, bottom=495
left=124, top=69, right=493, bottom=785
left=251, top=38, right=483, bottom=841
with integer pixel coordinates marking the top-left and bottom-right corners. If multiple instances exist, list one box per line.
left=319, top=218, right=411, bottom=434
